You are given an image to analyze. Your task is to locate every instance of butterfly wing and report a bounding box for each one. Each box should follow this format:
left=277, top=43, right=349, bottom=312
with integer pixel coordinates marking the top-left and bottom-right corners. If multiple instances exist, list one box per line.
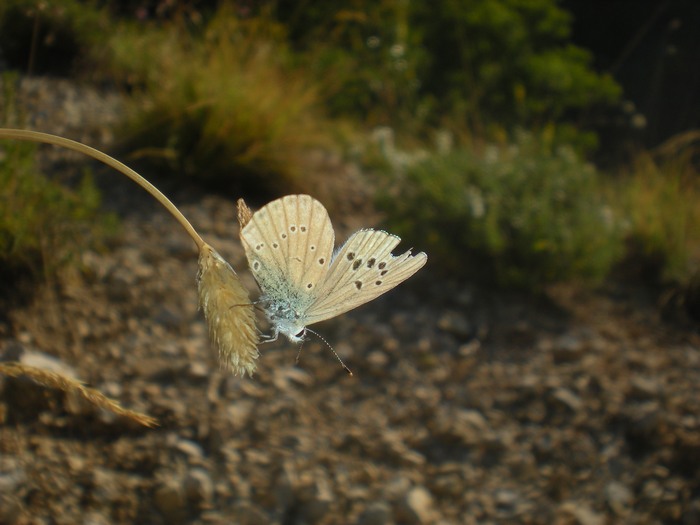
left=241, top=195, right=335, bottom=307
left=304, top=229, right=427, bottom=325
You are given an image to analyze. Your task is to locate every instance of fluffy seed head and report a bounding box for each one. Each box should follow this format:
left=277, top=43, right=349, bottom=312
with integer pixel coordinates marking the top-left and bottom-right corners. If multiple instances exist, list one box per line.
left=197, top=243, right=259, bottom=376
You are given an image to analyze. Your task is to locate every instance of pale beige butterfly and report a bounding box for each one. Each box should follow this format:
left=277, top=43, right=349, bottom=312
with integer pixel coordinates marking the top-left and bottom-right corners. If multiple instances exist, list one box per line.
left=240, top=195, right=427, bottom=356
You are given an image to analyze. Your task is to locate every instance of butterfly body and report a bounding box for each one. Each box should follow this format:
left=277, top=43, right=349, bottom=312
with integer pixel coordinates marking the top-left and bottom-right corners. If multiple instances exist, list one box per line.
left=241, top=195, right=426, bottom=344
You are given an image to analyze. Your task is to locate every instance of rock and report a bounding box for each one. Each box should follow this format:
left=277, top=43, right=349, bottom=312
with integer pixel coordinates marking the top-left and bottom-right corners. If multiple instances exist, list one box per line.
left=494, top=488, right=520, bottom=516
left=154, top=306, right=185, bottom=330
left=187, top=361, right=210, bottom=380
left=11, top=346, right=78, bottom=378
left=550, top=334, right=587, bottom=363
left=231, top=502, right=271, bottom=525
left=153, top=478, right=186, bottom=522
left=208, top=401, right=255, bottom=449
left=272, top=464, right=296, bottom=512
left=90, top=467, right=123, bottom=504
left=0, top=457, right=26, bottom=524
left=184, top=468, right=214, bottom=507
left=550, top=388, right=583, bottom=412
left=0, top=457, right=27, bottom=494
left=172, top=438, right=206, bottom=464
left=683, top=499, right=700, bottom=525
left=434, top=408, right=491, bottom=446
left=299, top=476, right=333, bottom=523
left=627, top=376, right=661, bottom=400
left=81, top=511, right=111, bottom=525
left=396, top=486, right=435, bottom=525
left=382, top=429, right=426, bottom=466
left=437, top=310, right=473, bottom=339
left=0, top=346, right=82, bottom=420
left=272, top=366, right=315, bottom=390
left=383, top=476, right=412, bottom=500
left=605, top=481, right=633, bottom=516
left=357, top=501, right=393, bottom=525
left=557, top=501, right=604, bottom=525
left=366, top=350, right=390, bottom=371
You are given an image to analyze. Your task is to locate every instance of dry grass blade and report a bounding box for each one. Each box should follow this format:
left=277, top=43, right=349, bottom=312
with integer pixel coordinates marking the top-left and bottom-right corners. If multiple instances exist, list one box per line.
left=197, top=243, right=260, bottom=376
left=237, top=198, right=253, bottom=229
left=0, top=362, right=158, bottom=428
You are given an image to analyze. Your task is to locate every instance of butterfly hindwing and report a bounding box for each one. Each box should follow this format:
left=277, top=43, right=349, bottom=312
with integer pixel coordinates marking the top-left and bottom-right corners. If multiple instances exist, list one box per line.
left=304, top=229, right=427, bottom=325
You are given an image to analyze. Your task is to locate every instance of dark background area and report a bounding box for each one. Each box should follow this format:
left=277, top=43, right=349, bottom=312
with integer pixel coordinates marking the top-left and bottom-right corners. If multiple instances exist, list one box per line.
left=564, top=0, right=700, bottom=148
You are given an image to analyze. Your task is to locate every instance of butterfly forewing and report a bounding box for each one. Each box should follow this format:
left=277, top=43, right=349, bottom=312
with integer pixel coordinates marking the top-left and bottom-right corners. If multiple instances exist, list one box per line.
left=241, top=195, right=334, bottom=303
left=304, top=229, right=427, bottom=325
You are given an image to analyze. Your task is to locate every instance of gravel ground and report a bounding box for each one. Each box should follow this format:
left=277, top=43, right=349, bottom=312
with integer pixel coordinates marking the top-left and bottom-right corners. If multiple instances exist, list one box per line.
left=1, top=78, right=699, bottom=525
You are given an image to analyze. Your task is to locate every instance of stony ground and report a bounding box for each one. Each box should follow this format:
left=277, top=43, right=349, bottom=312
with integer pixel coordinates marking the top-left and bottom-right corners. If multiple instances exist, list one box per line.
left=1, top=78, right=699, bottom=525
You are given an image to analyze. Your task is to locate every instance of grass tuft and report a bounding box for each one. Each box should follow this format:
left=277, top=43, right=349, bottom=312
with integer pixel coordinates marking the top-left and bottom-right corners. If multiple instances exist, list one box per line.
left=112, top=8, right=330, bottom=194
left=608, top=133, right=700, bottom=284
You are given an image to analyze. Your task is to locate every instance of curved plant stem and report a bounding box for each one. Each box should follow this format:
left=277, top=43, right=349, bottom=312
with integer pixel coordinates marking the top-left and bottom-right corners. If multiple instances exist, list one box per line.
left=0, top=128, right=206, bottom=250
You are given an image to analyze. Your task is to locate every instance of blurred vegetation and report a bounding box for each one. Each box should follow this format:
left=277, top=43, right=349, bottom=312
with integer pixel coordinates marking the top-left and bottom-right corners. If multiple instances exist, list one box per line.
left=378, top=132, right=622, bottom=289
left=606, top=133, right=700, bottom=284
left=107, top=5, right=335, bottom=194
left=0, top=74, right=116, bottom=280
left=0, top=0, right=697, bottom=295
left=269, top=0, right=621, bottom=146
left=0, top=0, right=108, bottom=75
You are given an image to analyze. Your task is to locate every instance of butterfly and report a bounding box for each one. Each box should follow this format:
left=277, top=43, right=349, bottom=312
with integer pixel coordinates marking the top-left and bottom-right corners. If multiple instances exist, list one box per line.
left=239, top=195, right=427, bottom=347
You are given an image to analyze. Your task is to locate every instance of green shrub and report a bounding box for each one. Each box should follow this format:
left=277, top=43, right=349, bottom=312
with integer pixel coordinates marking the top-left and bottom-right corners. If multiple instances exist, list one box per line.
left=379, top=132, right=622, bottom=289
left=113, top=7, right=332, bottom=194
left=270, top=0, right=620, bottom=144
left=0, top=76, right=115, bottom=278
left=412, top=0, right=622, bottom=134
left=273, top=1, right=425, bottom=129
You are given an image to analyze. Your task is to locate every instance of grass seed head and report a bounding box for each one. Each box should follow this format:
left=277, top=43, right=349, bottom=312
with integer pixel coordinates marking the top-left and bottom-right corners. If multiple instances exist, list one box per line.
left=197, top=243, right=259, bottom=376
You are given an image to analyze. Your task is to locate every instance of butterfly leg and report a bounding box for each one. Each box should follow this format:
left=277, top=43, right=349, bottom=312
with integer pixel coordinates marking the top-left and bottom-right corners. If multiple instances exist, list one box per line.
left=295, top=334, right=306, bottom=364
left=259, top=329, right=281, bottom=344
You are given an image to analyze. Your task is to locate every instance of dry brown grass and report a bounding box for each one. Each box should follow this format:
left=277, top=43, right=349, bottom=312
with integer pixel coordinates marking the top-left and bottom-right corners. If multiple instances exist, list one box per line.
left=0, top=362, right=157, bottom=427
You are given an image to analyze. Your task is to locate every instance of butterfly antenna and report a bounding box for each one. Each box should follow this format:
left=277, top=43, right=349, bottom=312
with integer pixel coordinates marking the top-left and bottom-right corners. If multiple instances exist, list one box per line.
left=305, top=328, right=353, bottom=376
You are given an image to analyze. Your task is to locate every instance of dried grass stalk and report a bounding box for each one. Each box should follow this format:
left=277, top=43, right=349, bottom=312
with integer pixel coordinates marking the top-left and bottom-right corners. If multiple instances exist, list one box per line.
left=0, top=130, right=262, bottom=377
left=197, top=243, right=259, bottom=376
left=0, top=362, right=158, bottom=427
